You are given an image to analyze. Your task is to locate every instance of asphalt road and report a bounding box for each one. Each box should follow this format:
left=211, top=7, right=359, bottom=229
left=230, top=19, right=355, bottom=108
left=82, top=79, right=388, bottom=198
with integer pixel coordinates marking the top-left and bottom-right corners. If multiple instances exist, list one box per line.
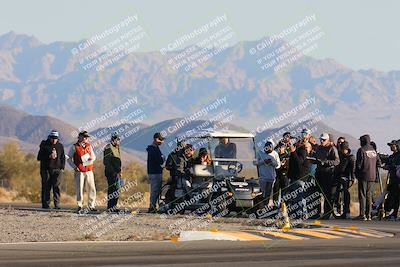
left=1, top=233, right=400, bottom=267
left=1, top=203, right=400, bottom=267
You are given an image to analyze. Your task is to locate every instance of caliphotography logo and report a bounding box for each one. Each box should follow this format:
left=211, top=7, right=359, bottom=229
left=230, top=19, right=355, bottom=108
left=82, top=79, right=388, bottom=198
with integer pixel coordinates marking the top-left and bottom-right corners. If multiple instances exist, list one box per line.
left=0, top=1, right=399, bottom=267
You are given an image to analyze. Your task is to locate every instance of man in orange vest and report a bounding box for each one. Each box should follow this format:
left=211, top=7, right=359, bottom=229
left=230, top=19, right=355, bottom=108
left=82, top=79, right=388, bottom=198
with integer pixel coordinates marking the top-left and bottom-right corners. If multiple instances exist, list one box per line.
left=67, top=131, right=97, bottom=213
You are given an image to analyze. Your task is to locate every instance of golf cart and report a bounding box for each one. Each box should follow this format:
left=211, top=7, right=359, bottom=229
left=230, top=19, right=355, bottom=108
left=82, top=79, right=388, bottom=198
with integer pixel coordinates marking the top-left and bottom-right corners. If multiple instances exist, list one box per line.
left=159, top=129, right=263, bottom=216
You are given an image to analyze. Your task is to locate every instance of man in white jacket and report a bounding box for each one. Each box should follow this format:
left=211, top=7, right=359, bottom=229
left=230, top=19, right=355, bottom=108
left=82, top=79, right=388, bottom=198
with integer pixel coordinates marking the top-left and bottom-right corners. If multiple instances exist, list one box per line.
left=255, top=140, right=281, bottom=207
left=67, top=131, right=97, bottom=213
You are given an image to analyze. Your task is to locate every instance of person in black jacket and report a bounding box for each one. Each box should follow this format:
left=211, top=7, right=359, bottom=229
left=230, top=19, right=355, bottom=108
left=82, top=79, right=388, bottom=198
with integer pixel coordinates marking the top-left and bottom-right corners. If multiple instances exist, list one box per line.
left=37, top=130, right=65, bottom=209
left=333, top=141, right=356, bottom=219
left=356, top=134, right=380, bottom=220
left=382, top=140, right=400, bottom=220
left=287, top=142, right=312, bottom=220
left=146, top=132, right=165, bottom=213
left=313, top=133, right=340, bottom=219
left=103, top=132, right=122, bottom=212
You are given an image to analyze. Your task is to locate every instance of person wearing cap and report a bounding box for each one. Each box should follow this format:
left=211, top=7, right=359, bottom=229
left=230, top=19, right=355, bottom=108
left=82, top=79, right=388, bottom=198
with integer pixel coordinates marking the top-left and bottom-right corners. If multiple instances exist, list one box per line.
left=313, top=132, right=340, bottom=219
left=146, top=132, right=165, bottom=213
left=67, top=130, right=97, bottom=212
left=382, top=140, right=400, bottom=220
left=37, top=130, right=65, bottom=209
left=297, top=128, right=312, bottom=147
left=355, top=134, right=380, bottom=221
left=103, top=132, right=122, bottom=212
left=333, top=141, right=356, bottom=219
left=255, top=140, right=281, bottom=207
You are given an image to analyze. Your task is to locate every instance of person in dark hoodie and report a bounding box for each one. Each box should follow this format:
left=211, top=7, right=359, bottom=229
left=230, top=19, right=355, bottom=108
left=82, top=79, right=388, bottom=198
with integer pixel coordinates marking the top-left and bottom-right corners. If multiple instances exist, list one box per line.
left=313, top=133, right=340, bottom=219
left=333, top=141, right=356, bottom=219
left=146, top=132, right=165, bottom=213
left=356, top=134, right=380, bottom=221
left=37, top=130, right=65, bottom=209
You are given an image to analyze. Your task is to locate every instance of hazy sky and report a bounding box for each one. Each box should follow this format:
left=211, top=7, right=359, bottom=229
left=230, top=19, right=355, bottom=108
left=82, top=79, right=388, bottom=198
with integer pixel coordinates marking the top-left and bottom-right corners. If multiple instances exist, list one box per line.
left=1, top=0, right=399, bottom=71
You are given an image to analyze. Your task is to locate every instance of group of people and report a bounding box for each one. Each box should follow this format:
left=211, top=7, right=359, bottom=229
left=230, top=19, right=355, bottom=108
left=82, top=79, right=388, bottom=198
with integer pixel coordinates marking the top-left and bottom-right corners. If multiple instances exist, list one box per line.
left=257, top=128, right=400, bottom=221
left=146, top=133, right=233, bottom=213
left=38, top=127, right=400, bottom=221
left=37, top=130, right=123, bottom=213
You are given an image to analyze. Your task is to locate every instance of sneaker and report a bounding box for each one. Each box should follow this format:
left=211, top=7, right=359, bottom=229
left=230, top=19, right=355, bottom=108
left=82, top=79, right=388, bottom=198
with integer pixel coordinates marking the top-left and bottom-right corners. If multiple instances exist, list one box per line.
left=77, top=207, right=82, bottom=213
left=353, top=215, right=367, bottom=221
left=89, top=207, right=98, bottom=212
left=54, top=206, right=61, bottom=210
left=42, top=205, right=50, bottom=209
left=341, top=213, right=351, bottom=220
left=367, top=215, right=372, bottom=221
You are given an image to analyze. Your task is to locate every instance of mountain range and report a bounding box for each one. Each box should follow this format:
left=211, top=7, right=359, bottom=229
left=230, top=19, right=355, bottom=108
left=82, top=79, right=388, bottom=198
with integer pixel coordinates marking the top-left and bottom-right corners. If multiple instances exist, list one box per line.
left=0, top=31, right=399, bottom=150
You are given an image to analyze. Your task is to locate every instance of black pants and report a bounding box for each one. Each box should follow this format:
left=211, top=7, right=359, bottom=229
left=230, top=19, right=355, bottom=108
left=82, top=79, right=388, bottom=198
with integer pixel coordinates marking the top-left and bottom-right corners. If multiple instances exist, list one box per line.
left=287, top=180, right=305, bottom=220
left=106, top=175, right=119, bottom=210
left=387, top=181, right=399, bottom=217
left=273, top=169, right=289, bottom=201
left=316, top=168, right=334, bottom=219
left=40, top=169, right=62, bottom=208
left=332, top=177, right=351, bottom=215
left=358, top=179, right=374, bottom=217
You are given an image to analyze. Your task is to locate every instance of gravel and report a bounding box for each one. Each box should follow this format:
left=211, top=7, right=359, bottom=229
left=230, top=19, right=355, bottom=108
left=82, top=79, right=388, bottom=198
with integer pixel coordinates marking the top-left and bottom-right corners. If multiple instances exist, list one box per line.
left=0, top=208, right=258, bottom=243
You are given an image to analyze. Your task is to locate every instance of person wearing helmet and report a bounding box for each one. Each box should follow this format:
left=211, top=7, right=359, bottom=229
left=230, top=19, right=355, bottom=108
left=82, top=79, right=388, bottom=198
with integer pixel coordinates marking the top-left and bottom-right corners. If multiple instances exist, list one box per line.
left=103, top=132, right=122, bottom=212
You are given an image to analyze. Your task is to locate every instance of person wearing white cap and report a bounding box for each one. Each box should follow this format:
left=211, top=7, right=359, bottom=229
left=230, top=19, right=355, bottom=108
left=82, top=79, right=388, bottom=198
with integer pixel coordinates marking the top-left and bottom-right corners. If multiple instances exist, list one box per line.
left=37, top=130, right=65, bottom=209
left=313, top=132, right=340, bottom=219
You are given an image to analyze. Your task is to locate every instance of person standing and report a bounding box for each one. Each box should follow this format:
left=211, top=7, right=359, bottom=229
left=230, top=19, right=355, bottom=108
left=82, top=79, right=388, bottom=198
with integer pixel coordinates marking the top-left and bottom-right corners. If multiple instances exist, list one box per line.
left=314, top=133, right=340, bottom=219
left=67, top=131, right=97, bottom=213
left=333, top=141, right=356, bottom=219
left=146, top=132, right=165, bottom=213
left=103, top=132, right=122, bottom=212
left=287, top=142, right=312, bottom=219
left=382, top=140, right=400, bottom=220
left=355, top=134, right=380, bottom=221
left=37, top=130, right=65, bottom=209
left=255, top=141, right=281, bottom=207
left=273, top=132, right=291, bottom=203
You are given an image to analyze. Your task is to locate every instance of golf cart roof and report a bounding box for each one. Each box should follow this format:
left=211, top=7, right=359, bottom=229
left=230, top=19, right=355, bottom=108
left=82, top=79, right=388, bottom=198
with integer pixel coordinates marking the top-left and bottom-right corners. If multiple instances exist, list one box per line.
left=177, top=128, right=255, bottom=139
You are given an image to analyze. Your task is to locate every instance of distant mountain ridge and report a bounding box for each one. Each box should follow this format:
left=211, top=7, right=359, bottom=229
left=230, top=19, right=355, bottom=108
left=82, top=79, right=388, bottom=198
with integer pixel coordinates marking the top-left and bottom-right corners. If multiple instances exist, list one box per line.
left=0, top=31, right=399, bottom=148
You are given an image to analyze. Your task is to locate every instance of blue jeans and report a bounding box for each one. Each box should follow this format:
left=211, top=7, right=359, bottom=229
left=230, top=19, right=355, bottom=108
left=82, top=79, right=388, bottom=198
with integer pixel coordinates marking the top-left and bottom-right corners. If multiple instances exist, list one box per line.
left=148, top=174, right=162, bottom=210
